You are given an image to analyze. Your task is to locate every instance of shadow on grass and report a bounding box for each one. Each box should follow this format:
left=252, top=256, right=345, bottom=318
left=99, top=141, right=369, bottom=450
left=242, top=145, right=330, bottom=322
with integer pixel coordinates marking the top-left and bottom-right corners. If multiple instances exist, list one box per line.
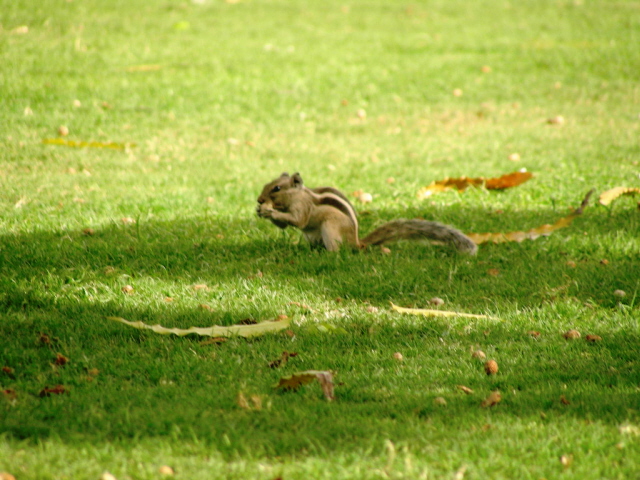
left=0, top=205, right=638, bottom=453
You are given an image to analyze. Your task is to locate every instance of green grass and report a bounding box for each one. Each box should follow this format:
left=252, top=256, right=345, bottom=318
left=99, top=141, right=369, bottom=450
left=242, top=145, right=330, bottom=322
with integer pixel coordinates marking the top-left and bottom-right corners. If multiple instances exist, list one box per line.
left=1, top=0, right=639, bottom=478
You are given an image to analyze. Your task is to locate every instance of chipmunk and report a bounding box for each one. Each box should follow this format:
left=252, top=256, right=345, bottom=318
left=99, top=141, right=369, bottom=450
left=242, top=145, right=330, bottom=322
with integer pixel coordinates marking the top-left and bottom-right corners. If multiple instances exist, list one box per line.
left=256, top=172, right=478, bottom=254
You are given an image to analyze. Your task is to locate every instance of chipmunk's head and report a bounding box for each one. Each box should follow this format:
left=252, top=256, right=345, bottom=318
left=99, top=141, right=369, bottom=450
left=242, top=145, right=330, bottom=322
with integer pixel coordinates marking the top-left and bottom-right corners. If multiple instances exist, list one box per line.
left=257, top=172, right=303, bottom=211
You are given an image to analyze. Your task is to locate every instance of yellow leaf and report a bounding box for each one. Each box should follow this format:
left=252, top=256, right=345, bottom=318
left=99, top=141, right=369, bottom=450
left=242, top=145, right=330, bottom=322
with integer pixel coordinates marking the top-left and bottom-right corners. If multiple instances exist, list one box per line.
left=391, top=303, right=493, bottom=319
left=466, top=189, right=593, bottom=245
left=107, top=316, right=290, bottom=338
left=42, top=138, right=136, bottom=149
left=599, top=187, right=640, bottom=206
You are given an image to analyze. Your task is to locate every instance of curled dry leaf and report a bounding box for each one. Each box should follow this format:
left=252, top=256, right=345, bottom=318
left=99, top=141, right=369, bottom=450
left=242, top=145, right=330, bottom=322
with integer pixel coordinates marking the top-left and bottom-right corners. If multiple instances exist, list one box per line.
left=563, top=329, right=581, bottom=340
left=82, top=228, right=95, bottom=236
left=484, top=360, right=499, bottom=375
left=527, top=331, right=541, bottom=338
left=599, top=187, right=640, bottom=206
left=2, top=366, right=15, bottom=377
left=457, top=385, right=474, bottom=395
left=192, top=283, right=209, bottom=291
left=358, top=192, right=373, bottom=204
left=158, top=465, right=175, bottom=476
left=2, top=389, right=17, bottom=401
left=481, top=391, right=501, bottom=408
left=467, top=189, right=593, bottom=245
left=471, top=350, right=486, bottom=360
left=54, top=353, right=69, bottom=366
left=122, top=285, right=134, bottom=294
left=560, top=395, right=571, bottom=405
left=487, top=268, right=500, bottom=277
left=269, top=351, right=297, bottom=369
left=547, top=115, right=565, bottom=125
left=393, top=352, right=403, bottom=361
left=585, top=334, right=602, bottom=343
left=429, top=297, right=445, bottom=306
left=433, top=396, right=447, bottom=406
left=417, top=170, right=532, bottom=198
left=274, top=370, right=335, bottom=401
left=39, top=385, right=66, bottom=397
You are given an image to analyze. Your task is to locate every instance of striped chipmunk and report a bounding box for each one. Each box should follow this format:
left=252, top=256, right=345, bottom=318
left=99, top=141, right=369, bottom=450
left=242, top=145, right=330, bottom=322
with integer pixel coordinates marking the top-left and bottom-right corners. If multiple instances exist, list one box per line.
left=256, top=172, right=477, bottom=254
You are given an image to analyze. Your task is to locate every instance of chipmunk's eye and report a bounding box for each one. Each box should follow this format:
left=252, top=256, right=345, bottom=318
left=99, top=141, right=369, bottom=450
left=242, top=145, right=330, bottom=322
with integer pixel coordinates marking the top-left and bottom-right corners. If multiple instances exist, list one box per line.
left=271, top=185, right=281, bottom=193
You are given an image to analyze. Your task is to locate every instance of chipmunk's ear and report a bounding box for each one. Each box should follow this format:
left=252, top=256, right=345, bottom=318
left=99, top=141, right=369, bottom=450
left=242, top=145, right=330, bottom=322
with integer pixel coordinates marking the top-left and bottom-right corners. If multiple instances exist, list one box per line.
left=292, top=172, right=304, bottom=187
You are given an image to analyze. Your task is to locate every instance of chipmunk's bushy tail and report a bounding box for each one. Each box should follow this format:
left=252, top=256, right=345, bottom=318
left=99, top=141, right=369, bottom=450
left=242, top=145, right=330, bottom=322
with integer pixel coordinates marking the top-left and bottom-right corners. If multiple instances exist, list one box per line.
left=360, top=219, right=478, bottom=255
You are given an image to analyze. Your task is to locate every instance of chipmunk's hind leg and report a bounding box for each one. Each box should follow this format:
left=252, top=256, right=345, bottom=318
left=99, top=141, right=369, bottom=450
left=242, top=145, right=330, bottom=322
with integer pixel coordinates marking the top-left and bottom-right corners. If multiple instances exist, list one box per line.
left=320, top=224, right=343, bottom=251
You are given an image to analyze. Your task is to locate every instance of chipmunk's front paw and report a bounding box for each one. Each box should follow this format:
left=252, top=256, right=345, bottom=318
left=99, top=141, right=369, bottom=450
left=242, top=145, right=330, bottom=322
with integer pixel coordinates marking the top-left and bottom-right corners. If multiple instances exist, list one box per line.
left=256, top=203, right=275, bottom=218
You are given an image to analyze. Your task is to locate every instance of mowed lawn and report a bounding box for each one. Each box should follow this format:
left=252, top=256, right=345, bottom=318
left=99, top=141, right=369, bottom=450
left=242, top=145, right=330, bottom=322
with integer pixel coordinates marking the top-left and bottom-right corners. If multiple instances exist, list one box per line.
left=1, top=0, right=639, bottom=479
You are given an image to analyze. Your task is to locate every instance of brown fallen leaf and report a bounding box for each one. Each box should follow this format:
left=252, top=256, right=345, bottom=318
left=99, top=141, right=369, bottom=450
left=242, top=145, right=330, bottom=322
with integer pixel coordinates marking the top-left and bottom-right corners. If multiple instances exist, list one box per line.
left=563, top=329, right=581, bottom=340
left=527, top=331, right=541, bottom=338
left=54, top=353, right=69, bottom=366
left=2, top=389, right=17, bottom=401
left=466, top=189, right=593, bottom=245
left=269, top=351, right=298, bottom=369
left=457, top=385, right=474, bottom=395
left=481, top=391, right=501, bottom=407
left=585, top=334, right=602, bottom=343
left=158, top=465, right=174, bottom=476
left=39, top=333, right=52, bottom=345
left=599, top=187, right=640, bottom=206
left=122, top=285, right=134, bottom=294
left=484, top=360, right=499, bottom=375
left=39, top=385, right=66, bottom=397
left=471, top=350, right=486, bottom=360
left=274, top=370, right=335, bottom=401
left=560, top=395, right=571, bottom=405
left=417, top=170, right=532, bottom=198
left=2, top=366, right=15, bottom=377
left=487, top=268, right=500, bottom=277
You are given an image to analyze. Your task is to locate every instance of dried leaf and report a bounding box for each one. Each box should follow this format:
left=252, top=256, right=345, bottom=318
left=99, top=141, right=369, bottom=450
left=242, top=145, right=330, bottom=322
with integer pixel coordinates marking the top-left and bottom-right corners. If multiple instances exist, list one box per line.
left=237, top=392, right=250, bottom=409
left=585, top=334, right=602, bottom=343
left=484, top=360, right=499, bottom=375
left=107, top=315, right=291, bottom=338
left=599, top=187, right=640, bottom=206
left=457, top=385, right=474, bottom=395
left=54, top=353, right=69, bottom=366
left=42, top=138, right=136, bottom=149
left=481, top=391, right=501, bottom=407
left=391, top=303, right=492, bottom=320
left=268, top=351, right=292, bottom=369
left=417, top=170, right=532, bottom=198
left=274, top=370, right=335, bottom=401
left=467, top=189, right=593, bottom=245
left=560, top=395, right=571, bottom=405
left=39, top=385, right=66, bottom=397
